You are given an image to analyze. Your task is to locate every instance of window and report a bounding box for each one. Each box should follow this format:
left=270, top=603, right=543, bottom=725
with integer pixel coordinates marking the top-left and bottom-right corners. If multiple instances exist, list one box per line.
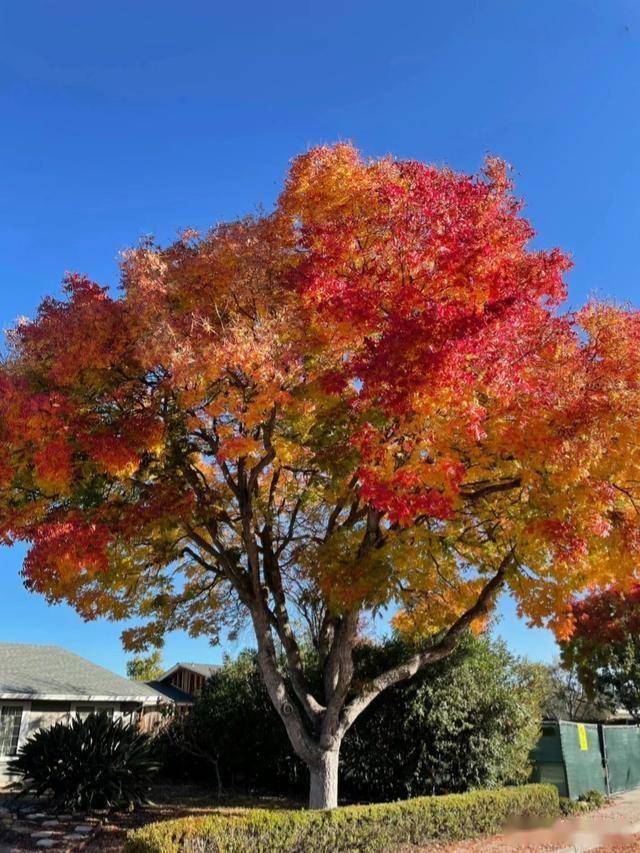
left=74, top=705, right=114, bottom=721
left=0, top=705, right=23, bottom=757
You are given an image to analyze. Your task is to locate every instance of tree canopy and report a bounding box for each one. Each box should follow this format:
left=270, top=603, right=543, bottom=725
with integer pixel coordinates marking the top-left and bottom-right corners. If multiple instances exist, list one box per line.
left=562, top=584, right=640, bottom=720
left=1, top=144, right=639, bottom=806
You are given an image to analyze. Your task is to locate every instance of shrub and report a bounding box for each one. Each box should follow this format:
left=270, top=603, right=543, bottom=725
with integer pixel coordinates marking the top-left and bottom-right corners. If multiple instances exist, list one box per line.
left=559, top=789, right=608, bottom=816
left=342, top=634, right=548, bottom=798
left=156, top=650, right=304, bottom=790
left=10, top=712, right=160, bottom=810
left=124, top=784, right=559, bottom=853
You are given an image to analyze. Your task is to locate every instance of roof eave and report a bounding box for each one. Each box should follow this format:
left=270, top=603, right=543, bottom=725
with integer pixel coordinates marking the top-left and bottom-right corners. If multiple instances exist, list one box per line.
left=0, top=692, right=164, bottom=704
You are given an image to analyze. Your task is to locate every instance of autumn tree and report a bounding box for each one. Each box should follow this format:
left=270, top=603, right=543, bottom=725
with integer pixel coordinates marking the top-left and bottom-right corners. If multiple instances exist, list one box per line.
left=1, top=145, right=640, bottom=808
left=561, top=585, right=640, bottom=721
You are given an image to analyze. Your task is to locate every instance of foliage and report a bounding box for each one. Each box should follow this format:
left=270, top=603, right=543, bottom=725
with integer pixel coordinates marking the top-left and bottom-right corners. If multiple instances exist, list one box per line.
left=10, top=712, right=160, bottom=810
left=542, top=661, right=611, bottom=722
left=162, top=634, right=546, bottom=801
left=124, top=784, right=559, bottom=853
left=1, top=144, right=639, bottom=804
left=559, top=789, right=607, bottom=816
left=561, top=584, right=640, bottom=720
left=157, top=650, right=305, bottom=791
left=342, top=634, right=547, bottom=799
left=127, top=650, right=164, bottom=681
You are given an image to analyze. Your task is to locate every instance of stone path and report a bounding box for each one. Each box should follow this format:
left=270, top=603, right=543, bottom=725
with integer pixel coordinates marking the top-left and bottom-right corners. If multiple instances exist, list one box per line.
left=0, top=802, right=103, bottom=851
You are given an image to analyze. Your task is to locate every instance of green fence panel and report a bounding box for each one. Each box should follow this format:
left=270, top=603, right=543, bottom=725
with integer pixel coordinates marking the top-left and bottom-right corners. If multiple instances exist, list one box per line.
left=530, top=722, right=568, bottom=797
left=602, top=725, right=640, bottom=794
left=558, top=721, right=607, bottom=799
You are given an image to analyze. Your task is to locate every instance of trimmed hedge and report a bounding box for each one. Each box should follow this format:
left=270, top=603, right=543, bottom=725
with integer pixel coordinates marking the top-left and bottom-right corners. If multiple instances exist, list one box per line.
left=125, top=784, right=559, bottom=852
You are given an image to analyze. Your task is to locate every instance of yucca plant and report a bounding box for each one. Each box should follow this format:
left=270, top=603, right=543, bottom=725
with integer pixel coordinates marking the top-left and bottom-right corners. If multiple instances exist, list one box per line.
left=10, top=712, right=160, bottom=810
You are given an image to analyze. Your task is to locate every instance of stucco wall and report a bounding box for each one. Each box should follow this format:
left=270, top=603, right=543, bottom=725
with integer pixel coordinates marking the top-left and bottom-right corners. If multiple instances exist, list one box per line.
left=0, top=700, right=125, bottom=789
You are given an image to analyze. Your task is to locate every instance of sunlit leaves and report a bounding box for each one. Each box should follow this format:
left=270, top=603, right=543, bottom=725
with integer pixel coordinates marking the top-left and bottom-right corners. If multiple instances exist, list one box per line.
left=0, top=144, right=639, bottom=647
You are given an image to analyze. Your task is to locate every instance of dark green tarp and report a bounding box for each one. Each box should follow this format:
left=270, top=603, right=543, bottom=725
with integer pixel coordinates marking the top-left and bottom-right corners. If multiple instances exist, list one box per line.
left=602, top=725, right=640, bottom=794
left=558, top=722, right=607, bottom=799
left=531, top=721, right=607, bottom=799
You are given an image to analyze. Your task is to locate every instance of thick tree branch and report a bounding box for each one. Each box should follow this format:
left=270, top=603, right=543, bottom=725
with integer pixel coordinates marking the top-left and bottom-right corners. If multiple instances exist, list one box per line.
left=339, top=549, right=516, bottom=735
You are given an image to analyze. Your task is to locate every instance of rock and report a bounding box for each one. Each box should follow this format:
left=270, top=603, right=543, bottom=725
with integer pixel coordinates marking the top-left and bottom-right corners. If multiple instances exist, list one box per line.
left=31, top=830, right=54, bottom=838
left=73, top=825, right=93, bottom=834
left=10, top=824, right=33, bottom=835
left=64, top=834, right=86, bottom=841
left=36, top=841, right=58, bottom=849
left=42, top=820, right=59, bottom=827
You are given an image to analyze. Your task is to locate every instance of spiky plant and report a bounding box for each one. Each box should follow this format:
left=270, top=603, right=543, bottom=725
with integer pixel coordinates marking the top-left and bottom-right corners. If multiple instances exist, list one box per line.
left=10, top=712, right=159, bottom=810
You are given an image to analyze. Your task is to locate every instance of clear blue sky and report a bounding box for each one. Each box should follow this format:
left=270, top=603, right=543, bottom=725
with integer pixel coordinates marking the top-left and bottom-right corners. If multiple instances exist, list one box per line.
left=1, top=0, right=639, bottom=675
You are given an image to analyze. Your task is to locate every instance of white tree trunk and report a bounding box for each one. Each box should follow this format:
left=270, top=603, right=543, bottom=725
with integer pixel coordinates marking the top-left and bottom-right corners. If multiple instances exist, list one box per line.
left=308, top=747, right=340, bottom=810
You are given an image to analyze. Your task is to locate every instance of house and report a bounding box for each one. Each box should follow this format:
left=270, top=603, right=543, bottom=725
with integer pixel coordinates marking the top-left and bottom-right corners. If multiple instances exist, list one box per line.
left=151, top=662, right=220, bottom=699
left=0, top=643, right=174, bottom=787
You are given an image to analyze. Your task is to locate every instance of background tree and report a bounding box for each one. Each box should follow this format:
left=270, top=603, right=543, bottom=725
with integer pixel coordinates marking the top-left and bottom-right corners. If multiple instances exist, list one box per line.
left=542, top=661, right=611, bottom=722
left=126, top=650, right=164, bottom=681
left=1, top=145, right=640, bottom=807
left=561, top=584, right=640, bottom=721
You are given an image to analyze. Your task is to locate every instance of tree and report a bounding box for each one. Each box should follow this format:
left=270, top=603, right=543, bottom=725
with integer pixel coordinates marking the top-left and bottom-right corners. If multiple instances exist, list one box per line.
left=126, top=650, right=164, bottom=681
left=542, top=661, right=611, bottom=722
left=561, top=584, right=640, bottom=721
left=1, top=144, right=639, bottom=808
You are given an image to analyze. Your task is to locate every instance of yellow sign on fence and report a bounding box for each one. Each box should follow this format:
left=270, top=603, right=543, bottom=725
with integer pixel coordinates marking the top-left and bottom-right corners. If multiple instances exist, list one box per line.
left=577, top=723, right=588, bottom=751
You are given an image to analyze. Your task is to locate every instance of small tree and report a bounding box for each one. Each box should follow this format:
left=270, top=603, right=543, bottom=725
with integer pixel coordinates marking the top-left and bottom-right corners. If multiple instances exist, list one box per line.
left=1, top=145, right=640, bottom=807
left=542, top=661, right=611, bottom=722
left=126, top=650, right=164, bottom=681
left=561, top=584, right=640, bottom=721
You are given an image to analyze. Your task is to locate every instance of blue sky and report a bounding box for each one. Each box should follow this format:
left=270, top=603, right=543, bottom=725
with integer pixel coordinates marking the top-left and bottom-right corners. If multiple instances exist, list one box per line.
left=1, top=0, right=639, bottom=675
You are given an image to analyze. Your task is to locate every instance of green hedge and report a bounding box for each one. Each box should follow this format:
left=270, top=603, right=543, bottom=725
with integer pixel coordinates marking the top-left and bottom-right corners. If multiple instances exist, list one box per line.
left=125, top=784, right=559, bottom=853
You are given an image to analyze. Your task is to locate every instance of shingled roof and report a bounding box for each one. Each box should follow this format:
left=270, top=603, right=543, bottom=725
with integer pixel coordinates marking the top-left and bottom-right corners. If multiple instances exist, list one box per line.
left=0, top=643, right=162, bottom=702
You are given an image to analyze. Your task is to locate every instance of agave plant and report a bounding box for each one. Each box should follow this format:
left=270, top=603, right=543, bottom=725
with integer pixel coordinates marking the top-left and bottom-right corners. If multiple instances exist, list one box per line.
left=10, top=711, right=160, bottom=810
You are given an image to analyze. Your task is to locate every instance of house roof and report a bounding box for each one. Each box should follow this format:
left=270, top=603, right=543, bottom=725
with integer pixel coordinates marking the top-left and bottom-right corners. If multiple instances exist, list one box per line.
left=0, top=643, right=163, bottom=703
left=158, top=662, right=221, bottom=682
left=145, top=680, right=195, bottom=705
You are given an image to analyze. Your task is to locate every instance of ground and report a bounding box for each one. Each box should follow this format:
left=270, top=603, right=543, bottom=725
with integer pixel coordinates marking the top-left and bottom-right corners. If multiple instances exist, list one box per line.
left=2, top=785, right=640, bottom=851
left=0, top=785, right=300, bottom=851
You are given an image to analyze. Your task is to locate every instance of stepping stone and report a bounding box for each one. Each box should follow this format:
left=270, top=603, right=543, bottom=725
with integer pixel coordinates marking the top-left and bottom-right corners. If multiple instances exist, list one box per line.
left=10, top=825, right=33, bottom=835
left=64, top=834, right=86, bottom=842
left=31, top=830, right=54, bottom=838
left=36, top=841, right=58, bottom=849
left=73, top=825, right=93, bottom=834
left=42, top=820, right=59, bottom=827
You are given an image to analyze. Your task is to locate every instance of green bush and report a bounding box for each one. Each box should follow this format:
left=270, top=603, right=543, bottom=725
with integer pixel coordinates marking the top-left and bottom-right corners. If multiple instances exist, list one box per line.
left=559, top=789, right=607, bottom=816
left=125, top=784, right=559, bottom=852
left=343, top=634, right=548, bottom=798
left=156, top=649, right=305, bottom=790
left=10, top=711, right=160, bottom=810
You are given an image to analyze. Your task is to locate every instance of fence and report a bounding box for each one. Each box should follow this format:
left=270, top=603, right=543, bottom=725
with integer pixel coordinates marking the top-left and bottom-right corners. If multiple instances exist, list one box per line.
left=531, top=720, right=640, bottom=799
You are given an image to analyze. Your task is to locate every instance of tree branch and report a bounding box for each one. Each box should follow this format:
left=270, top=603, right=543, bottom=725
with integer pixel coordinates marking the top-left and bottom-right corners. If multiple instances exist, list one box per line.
left=339, top=548, right=516, bottom=735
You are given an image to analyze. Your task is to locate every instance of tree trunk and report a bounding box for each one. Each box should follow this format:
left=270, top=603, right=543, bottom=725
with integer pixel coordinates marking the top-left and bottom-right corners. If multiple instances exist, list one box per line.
left=308, top=747, right=340, bottom=810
